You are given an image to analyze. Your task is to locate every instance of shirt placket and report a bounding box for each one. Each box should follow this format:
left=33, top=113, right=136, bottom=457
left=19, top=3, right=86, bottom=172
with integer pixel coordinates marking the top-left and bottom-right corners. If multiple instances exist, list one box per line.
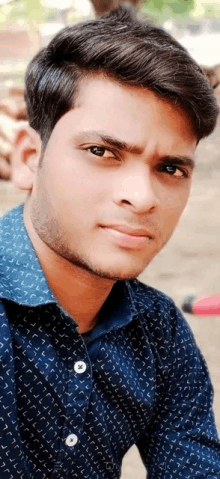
left=53, top=318, right=93, bottom=475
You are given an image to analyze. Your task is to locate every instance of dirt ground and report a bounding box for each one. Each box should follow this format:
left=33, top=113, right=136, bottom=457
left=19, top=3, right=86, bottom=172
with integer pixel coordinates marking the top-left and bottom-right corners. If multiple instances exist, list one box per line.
left=0, top=93, right=220, bottom=479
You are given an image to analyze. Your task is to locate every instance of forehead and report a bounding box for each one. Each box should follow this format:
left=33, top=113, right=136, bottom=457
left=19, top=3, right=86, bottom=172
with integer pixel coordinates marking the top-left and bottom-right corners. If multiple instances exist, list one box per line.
left=75, top=74, right=194, bottom=123
left=51, top=75, right=197, bottom=156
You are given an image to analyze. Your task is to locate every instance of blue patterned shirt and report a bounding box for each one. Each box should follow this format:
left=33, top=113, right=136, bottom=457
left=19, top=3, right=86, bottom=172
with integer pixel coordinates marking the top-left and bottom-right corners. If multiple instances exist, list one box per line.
left=0, top=205, right=220, bottom=479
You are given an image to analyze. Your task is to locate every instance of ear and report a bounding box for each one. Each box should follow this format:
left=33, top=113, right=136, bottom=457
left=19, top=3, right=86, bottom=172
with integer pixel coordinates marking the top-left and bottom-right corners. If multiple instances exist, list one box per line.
left=11, top=123, right=42, bottom=191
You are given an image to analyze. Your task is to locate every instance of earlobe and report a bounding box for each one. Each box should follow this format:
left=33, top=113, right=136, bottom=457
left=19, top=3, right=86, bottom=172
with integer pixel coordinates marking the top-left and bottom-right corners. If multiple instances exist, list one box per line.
left=11, top=124, right=42, bottom=191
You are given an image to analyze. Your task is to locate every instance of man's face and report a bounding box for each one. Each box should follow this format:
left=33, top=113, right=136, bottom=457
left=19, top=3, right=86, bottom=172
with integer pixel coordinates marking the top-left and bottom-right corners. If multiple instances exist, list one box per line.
left=29, top=76, right=197, bottom=280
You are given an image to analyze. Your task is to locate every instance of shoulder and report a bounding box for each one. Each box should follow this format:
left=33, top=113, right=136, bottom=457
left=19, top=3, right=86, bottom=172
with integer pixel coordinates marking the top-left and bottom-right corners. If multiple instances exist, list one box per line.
left=127, top=278, right=196, bottom=357
left=0, top=204, right=24, bottom=233
left=127, top=277, right=173, bottom=311
left=127, top=280, right=209, bottom=391
left=0, top=299, right=11, bottom=353
left=127, top=277, right=178, bottom=329
left=0, top=205, right=25, bottom=301
left=0, top=205, right=24, bottom=256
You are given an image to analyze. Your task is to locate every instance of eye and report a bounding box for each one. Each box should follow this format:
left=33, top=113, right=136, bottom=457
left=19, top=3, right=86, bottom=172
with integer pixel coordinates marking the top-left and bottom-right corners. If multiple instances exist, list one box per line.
left=160, top=164, right=188, bottom=178
left=88, top=146, right=114, bottom=159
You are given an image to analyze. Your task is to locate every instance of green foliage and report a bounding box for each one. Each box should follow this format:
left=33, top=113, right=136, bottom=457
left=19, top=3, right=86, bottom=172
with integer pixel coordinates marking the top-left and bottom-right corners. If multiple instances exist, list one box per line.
left=141, top=0, right=194, bottom=24
left=0, top=0, right=51, bottom=26
left=23, top=0, right=43, bottom=22
left=202, top=2, right=220, bottom=19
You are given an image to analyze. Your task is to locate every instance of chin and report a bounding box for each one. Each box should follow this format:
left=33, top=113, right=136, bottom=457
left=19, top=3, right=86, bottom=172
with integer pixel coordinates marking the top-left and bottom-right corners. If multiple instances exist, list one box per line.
left=88, top=259, right=149, bottom=281
left=97, top=270, right=140, bottom=281
left=55, top=242, right=151, bottom=281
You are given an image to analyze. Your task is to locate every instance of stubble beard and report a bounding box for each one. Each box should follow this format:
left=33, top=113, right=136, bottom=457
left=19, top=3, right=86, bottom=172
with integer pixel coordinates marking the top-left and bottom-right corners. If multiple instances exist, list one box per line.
left=30, top=202, right=167, bottom=282
left=30, top=185, right=173, bottom=282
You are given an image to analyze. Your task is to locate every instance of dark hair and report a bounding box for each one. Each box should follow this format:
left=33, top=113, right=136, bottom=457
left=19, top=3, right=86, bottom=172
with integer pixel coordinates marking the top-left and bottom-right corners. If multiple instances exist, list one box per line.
left=25, top=6, right=219, bottom=145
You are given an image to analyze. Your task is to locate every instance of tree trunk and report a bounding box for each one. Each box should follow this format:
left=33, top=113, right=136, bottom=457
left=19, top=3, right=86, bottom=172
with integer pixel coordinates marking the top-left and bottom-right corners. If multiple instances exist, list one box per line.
left=90, top=0, right=140, bottom=16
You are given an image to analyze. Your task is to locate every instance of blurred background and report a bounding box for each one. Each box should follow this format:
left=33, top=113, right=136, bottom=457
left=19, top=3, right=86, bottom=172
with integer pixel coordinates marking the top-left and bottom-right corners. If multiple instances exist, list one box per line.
left=1, top=0, right=220, bottom=97
left=0, top=1, right=219, bottom=478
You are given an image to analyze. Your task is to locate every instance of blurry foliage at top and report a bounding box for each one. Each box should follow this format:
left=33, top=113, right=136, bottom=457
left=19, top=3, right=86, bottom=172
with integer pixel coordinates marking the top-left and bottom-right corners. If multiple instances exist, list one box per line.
left=0, top=0, right=52, bottom=25
left=141, top=0, right=194, bottom=24
left=195, top=0, right=220, bottom=18
left=141, top=0, right=220, bottom=28
left=0, top=0, right=220, bottom=29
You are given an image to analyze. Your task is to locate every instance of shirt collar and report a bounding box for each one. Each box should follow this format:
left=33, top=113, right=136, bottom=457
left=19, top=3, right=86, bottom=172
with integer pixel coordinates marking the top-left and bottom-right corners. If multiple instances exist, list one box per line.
left=0, top=205, right=137, bottom=332
left=86, top=280, right=136, bottom=342
left=0, top=204, right=56, bottom=305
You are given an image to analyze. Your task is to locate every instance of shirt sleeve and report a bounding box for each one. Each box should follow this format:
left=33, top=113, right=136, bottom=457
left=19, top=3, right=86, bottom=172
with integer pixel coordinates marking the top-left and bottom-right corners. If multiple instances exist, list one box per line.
left=136, top=302, right=220, bottom=478
left=0, top=300, right=30, bottom=478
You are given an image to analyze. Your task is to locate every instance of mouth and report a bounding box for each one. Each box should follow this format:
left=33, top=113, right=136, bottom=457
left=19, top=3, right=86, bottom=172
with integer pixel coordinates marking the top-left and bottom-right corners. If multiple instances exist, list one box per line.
left=100, top=225, right=153, bottom=249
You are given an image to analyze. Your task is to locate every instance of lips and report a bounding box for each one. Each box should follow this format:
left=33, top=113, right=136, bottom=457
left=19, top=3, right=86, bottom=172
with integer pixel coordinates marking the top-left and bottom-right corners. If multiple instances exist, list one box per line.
left=100, top=224, right=153, bottom=249
left=101, top=224, right=152, bottom=238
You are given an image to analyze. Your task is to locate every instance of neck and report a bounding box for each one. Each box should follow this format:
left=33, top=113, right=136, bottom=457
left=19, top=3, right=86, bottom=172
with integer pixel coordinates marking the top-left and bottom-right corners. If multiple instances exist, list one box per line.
left=24, top=203, right=114, bottom=334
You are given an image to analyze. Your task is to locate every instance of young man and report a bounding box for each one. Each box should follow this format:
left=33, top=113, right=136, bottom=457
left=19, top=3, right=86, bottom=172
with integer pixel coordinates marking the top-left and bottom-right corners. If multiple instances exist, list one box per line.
left=1, top=7, right=220, bottom=479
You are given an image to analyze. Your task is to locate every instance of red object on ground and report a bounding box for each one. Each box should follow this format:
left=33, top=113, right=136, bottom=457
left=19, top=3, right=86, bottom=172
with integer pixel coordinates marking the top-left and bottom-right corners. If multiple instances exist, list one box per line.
left=182, top=295, right=220, bottom=315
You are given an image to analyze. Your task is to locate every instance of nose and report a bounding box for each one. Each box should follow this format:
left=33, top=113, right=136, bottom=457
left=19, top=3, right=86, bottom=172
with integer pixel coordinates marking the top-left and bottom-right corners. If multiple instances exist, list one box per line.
left=113, top=164, right=160, bottom=214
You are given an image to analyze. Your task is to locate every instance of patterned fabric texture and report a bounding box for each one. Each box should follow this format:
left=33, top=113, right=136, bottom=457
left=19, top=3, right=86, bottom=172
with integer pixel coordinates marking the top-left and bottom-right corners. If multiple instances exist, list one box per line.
left=0, top=205, right=220, bottom=479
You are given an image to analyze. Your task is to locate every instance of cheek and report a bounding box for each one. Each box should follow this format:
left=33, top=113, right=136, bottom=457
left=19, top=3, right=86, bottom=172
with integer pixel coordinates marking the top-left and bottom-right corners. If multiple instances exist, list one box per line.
left=160, top=184, right=191, bottom=225
left=44, top=155, right=108, bottom=206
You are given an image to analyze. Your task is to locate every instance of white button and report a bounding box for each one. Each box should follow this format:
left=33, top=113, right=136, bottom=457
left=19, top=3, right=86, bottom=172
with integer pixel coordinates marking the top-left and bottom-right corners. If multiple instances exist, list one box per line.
left=65, top=434, right=78, bottom=447
left=74, top=361, right=87, bottom=374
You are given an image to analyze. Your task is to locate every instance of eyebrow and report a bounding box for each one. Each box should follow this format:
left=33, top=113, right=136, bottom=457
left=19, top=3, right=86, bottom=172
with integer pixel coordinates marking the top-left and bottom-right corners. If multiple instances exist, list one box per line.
left=75, top=130, right=195, bottom=169
left=75, top=130, right=143, bottom=154
left=159, top=155, right=195, bottom=169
